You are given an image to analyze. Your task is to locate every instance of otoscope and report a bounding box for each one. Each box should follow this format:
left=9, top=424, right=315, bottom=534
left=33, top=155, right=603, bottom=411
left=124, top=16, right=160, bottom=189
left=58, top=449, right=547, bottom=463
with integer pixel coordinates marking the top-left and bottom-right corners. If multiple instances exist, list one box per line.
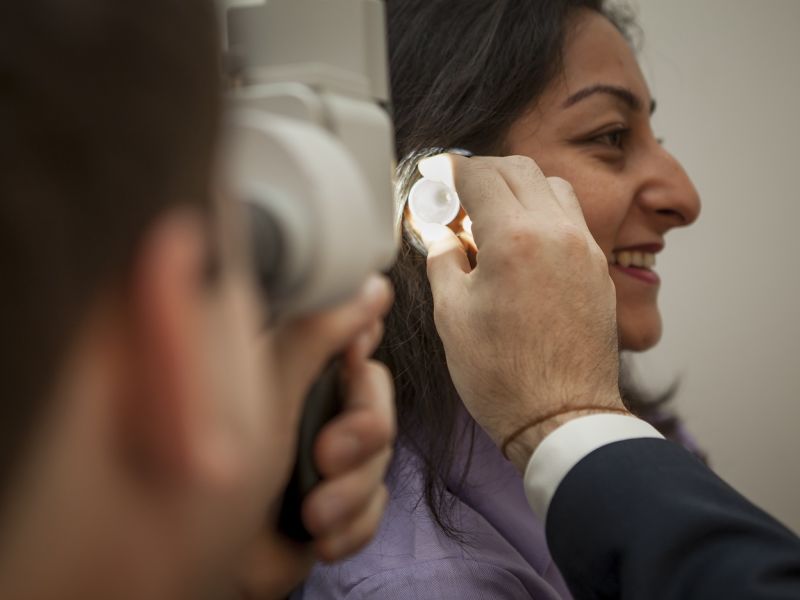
left=406, top=149, right=476, bottom=264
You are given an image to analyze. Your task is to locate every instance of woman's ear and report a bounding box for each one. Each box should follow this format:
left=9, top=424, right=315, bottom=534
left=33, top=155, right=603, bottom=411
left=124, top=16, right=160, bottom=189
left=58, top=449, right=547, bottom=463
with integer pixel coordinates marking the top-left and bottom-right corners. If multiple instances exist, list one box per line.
left=116, top=208, right=235, bottom=490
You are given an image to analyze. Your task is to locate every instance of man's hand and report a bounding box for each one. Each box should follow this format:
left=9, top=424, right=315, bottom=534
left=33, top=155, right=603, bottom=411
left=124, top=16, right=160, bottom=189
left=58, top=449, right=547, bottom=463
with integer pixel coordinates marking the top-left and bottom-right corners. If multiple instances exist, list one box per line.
left=417, top=154, right=625, bottom=472
left=236, top=276, right=395, bottom=599
left=303, top=318, right=394, bottom=563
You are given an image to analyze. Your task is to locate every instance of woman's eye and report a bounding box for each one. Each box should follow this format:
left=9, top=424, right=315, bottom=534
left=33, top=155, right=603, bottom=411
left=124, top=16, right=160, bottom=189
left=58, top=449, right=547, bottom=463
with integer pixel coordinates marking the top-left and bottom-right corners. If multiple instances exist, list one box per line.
left=592, top=128, right=627, bottom=148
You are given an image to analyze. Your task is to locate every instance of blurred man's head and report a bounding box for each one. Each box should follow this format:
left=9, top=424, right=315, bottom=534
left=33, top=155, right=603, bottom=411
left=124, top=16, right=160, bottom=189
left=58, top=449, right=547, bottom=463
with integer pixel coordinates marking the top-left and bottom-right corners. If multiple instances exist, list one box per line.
left=0, top=1, right=285, bottom=597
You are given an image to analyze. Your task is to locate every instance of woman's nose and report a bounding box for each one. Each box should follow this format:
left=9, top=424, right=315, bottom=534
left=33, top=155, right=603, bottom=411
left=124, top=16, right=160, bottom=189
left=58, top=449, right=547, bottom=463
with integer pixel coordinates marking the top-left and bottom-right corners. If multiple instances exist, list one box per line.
left=637, top=146, right=701, bottom=229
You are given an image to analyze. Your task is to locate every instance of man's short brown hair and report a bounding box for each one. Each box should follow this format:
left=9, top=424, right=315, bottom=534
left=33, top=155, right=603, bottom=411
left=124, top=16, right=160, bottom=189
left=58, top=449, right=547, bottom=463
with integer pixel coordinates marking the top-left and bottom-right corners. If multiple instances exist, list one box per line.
left=0, top=0, right=221, bottom=499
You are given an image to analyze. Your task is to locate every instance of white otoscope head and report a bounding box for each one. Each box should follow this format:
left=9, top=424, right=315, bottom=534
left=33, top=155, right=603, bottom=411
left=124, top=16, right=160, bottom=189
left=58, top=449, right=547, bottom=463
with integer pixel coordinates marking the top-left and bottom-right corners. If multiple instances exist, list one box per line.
left=407, top=178, right=461, bottom=226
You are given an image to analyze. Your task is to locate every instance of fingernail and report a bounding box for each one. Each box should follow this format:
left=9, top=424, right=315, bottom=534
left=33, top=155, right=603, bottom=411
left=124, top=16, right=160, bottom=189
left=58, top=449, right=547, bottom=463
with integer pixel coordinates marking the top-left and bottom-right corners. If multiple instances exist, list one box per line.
left=418, top=153, right=451, bottom=177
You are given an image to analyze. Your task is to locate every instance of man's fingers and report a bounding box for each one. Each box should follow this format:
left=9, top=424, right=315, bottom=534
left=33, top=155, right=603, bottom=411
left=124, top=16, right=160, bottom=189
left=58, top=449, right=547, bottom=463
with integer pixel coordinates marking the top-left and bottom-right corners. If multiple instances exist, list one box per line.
left=301, top=359, right=395, bottom=559
left=547, top=176, right=590, bottom=233
left=417, top=222, right=470, bottom=304
left=418, top=153, right=518, bottom=246
left=345, top=319, right=385, bottom=366
left=314, top=360, right=395, bottom=476
left=302, top=447, right=391, bottom=538
left=279, top=275, right=393, bottom=358
left=313, top=407, right=393, bottom=476
left=273, top=275, right=393, bottom=397
left=481, top=156, right=563, bottom=215
left=545, top=176, right=608, bottom=271
left=312, top=486, right=389, bottom=563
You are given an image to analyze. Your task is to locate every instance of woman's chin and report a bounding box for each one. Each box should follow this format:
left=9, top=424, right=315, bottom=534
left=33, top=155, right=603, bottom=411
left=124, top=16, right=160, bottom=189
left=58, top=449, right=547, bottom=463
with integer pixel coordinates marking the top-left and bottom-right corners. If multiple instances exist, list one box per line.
left=618, top=312, right=663, bottom=352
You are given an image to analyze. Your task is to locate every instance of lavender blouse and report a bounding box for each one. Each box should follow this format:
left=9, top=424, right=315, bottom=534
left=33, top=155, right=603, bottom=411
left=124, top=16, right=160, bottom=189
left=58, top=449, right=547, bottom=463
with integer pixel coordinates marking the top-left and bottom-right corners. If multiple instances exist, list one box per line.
left=292, top=409, right=573, bottom=599
left=293, top=406, right=702, bottom=599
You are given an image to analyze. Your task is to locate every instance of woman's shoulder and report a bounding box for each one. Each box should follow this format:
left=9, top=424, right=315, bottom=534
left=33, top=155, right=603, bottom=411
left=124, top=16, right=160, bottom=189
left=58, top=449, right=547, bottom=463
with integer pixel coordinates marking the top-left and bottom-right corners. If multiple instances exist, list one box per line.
left=298, top=556, right=531, bottom=599
left=295, top=449, right=568, bottom=599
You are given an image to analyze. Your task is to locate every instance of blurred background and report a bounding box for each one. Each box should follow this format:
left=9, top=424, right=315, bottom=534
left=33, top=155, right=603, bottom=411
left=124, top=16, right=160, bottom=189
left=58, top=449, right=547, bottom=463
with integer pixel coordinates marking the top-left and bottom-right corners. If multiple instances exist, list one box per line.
left=628, top=0, right=800, bottom=532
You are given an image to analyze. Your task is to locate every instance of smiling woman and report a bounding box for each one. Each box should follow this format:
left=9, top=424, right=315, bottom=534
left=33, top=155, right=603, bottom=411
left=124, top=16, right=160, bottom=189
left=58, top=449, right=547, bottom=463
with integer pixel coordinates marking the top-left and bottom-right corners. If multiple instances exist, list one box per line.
left=503, top=12, right=700, bottom=351
left=296, top=2, right=701, bottom=599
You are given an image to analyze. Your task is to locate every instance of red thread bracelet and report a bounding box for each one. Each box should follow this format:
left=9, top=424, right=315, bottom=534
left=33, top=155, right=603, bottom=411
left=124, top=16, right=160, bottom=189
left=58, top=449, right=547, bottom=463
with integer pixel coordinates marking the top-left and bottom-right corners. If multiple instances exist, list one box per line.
left=501, top=405, right=631, bottom=460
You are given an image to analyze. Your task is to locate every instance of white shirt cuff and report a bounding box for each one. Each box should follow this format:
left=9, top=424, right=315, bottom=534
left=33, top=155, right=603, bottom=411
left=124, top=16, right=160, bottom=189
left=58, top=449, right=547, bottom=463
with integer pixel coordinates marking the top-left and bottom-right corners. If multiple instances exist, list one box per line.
left=523, top=414, right=664, bottom=520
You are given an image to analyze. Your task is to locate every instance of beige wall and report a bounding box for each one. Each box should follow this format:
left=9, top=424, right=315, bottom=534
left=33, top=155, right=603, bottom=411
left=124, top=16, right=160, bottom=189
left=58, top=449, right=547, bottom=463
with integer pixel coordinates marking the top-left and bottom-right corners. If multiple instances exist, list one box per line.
left=627, top=0, right=800, bottom=532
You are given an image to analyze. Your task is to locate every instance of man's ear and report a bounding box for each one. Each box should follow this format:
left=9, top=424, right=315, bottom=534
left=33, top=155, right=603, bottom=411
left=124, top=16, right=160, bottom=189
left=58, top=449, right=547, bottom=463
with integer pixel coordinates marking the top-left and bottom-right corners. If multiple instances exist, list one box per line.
left=118, top=208, right=228, bottom=488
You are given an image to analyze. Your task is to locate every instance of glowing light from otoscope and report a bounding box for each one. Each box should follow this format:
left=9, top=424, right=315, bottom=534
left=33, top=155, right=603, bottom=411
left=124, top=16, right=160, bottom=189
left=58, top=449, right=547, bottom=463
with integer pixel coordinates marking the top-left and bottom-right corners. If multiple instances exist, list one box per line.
left=407, top=178, right=461, bottom=226
left=462, top=215, right=473, bottom=237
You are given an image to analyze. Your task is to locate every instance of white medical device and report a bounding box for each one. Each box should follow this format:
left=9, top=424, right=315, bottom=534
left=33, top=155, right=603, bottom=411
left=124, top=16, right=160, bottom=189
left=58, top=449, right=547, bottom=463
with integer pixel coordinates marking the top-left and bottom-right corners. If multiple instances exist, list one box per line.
left=407, top=178, right=462, bottom=226
left=220, top=0, right=397, bottom=320
left=217, top=0, right=398, bottom=543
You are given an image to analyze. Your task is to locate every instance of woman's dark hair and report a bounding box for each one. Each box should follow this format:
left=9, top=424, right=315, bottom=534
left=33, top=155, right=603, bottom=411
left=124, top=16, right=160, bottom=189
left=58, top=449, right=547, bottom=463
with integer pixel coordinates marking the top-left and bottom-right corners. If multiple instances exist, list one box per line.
left=378, top=0, right=660, bottom=539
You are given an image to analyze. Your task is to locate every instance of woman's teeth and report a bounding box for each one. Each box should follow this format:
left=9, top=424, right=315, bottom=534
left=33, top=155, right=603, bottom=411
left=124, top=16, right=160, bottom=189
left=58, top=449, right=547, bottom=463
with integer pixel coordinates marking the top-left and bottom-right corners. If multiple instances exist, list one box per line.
left=611, top=251, right=656, bottom=269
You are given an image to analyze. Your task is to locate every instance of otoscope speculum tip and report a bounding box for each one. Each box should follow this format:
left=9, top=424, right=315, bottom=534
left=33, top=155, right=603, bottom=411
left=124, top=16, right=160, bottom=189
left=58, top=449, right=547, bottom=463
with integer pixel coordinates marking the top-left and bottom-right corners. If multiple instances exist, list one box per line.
left=407, top=178, right=461, bottom=226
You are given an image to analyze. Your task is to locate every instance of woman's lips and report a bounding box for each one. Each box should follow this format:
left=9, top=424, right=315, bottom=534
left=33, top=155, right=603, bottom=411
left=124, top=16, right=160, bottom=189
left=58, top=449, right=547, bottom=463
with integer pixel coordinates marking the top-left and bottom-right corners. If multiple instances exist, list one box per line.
left=612, top=264, right=661, bottom=285
left=610, top=244, right=663, bottom=285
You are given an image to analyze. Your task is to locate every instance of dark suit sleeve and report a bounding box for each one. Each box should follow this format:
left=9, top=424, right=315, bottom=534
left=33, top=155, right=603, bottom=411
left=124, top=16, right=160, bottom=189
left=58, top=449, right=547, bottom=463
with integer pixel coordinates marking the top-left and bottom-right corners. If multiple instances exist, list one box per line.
left=546, top=438, right=800, bottom=599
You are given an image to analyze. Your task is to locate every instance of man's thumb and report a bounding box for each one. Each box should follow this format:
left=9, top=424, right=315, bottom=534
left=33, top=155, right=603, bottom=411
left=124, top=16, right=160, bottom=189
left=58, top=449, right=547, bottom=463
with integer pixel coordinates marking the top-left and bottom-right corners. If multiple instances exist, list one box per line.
left=418, top=222, right=470, bottom=301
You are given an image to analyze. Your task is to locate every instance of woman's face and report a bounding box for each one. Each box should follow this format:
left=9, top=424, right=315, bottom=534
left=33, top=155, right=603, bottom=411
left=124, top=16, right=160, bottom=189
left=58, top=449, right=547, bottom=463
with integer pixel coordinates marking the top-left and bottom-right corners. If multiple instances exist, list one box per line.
left=504, top=10, right=701, bottom=351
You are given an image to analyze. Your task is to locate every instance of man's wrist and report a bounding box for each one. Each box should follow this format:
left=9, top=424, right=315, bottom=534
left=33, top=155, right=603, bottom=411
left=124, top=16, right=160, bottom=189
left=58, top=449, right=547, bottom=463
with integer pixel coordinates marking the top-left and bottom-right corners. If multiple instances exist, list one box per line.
left=505, top=407, right=628, bottom=473
left=521, top=412, right=665, bottom=518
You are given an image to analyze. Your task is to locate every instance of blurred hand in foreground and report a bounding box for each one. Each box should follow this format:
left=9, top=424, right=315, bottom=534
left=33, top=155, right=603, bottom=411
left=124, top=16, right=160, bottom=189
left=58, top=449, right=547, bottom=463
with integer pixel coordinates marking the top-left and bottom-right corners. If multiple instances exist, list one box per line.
left=237, top=276, right=396, bottom=598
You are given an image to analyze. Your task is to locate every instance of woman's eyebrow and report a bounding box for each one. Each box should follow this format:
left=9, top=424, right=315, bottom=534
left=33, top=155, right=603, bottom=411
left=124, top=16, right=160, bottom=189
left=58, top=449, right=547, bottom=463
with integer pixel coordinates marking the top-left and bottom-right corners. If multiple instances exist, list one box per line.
left=562, top=84, right=657, bottom=115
